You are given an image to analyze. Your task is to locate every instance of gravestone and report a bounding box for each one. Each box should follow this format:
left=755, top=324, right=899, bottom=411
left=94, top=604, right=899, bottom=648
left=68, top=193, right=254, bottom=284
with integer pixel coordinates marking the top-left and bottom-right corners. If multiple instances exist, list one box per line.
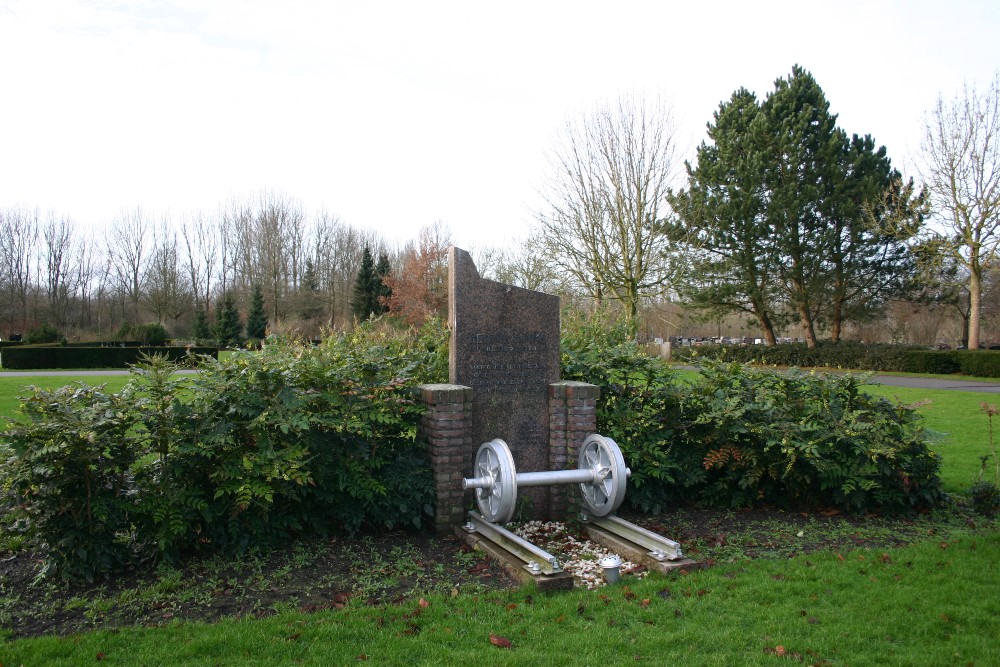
left=448, top=247, right=560, bottom=520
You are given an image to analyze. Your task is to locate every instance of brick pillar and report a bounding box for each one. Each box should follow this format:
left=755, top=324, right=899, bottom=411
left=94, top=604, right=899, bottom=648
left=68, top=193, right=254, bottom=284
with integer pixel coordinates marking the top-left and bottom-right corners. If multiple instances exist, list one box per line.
left=417, top=383, right=475, bottom=533
left=548, top=381, right=600, bottom=521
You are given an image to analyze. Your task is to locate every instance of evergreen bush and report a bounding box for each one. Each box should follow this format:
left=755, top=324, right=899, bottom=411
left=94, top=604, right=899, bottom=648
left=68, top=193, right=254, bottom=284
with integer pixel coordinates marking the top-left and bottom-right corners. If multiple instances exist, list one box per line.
left=24, top=322, right=62, bottom=345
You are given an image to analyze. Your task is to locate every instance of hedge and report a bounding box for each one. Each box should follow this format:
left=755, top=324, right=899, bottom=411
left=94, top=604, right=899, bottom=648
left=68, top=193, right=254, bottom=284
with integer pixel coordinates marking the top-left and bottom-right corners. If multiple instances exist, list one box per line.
left=0, top=346, right=218, bottom=369
left=673, top=342, right=1000, bottom=377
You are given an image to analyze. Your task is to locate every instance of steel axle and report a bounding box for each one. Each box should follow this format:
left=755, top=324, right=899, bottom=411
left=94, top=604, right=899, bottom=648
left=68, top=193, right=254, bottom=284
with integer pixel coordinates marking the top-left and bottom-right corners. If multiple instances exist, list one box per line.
left=462, top=434, right=630, bottom=524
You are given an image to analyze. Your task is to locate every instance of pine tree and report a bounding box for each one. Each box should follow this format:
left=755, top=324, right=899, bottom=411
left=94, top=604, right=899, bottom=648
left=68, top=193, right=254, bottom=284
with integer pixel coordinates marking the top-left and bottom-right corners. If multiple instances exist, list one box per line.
left=213, top=292, right=243, bottom=348
left=191, top=308, right=211, bottom=341
left=246, top=284, right=268, bottom=340
left=351, top=246, right=379, bottom=321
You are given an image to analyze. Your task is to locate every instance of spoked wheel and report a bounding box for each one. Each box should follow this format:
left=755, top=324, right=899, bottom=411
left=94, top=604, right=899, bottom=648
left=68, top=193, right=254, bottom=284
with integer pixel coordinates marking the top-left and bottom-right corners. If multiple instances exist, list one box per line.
left=470, top=438, right=517, bottom=524
left=578, top=434, right=628, bottom=516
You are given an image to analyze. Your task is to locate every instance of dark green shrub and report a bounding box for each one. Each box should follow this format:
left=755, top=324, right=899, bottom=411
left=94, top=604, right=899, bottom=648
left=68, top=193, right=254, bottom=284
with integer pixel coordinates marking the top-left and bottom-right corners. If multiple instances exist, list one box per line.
left=969, top=481, right=999, bottom=515
left=952, top=350, right=1000, bottom=378
left=673, top=342, right=923, bottom=373
left=24, top=322, right=62, bottom=344
left=2, top=384, right=136, bottom=581
left=563, top=312, right=942, bottom=514
left=679, top=362, right=943, bottom=512
left=0, top=346, right=216, bottom=369
left=560, top=309, right=699, bottom=513
left=1, top=321, right=448, bottom=578
left=904, top=350, right=960, bottom=375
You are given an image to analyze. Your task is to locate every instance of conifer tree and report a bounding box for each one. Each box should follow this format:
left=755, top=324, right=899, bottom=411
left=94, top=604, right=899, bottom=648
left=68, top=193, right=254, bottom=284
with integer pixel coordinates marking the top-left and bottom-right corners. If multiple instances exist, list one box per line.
left=246, top=284, right=268, bottom=340
left=351, top=246, right=381, bottom=320
left=213, top=292, right=243, bottom=348
left=191, top=308, right=211, bottom=341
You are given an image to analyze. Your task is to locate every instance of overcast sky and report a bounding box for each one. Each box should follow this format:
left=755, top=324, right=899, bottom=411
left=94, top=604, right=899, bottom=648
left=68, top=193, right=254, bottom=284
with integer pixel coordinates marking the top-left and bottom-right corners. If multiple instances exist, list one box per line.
left=1, top=0, right=998, bottom=250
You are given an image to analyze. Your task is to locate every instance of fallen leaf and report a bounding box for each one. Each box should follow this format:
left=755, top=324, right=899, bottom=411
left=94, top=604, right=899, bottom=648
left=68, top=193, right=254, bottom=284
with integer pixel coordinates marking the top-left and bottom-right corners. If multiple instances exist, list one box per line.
left=555, top=614, right=565, bottom=623
left=96, top=653, right=106, bottom=661
left=623, top=586, right=637, bottom=600
left=418, top=598, right=430, bottom=608
left=489, top=633, right=512, bottom=649
left=775, top=645, right=786, bottom=657
left=880, top=553, right=892, bottom=564
left=286, top=633, right=302, bottom=641
left=356, top=654, right=369, bottom=661
left=505, top=603, right=518, bottom=611
left=640, top=599, right=651, bottom=607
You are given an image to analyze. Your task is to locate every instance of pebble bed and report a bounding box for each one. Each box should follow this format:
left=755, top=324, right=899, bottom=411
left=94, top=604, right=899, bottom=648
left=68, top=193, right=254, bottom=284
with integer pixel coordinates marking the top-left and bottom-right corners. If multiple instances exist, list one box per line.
left=512, top=520, right=647, bottom=589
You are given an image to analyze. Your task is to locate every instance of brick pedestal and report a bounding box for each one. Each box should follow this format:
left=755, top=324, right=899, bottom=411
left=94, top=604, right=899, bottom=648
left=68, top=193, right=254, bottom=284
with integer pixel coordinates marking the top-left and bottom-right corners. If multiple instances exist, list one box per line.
left=547, top=381, right=600, bottom=520
left=417, top=384, right=475, bottom=534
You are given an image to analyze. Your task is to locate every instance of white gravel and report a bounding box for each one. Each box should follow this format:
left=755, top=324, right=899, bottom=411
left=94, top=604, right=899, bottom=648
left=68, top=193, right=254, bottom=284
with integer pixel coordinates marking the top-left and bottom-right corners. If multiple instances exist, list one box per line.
left=512, top=520, right=647, bottom=589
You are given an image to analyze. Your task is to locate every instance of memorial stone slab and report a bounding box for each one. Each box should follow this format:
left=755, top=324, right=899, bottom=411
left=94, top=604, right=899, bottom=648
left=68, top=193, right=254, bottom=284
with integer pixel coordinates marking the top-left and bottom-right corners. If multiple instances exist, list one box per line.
left=448, top=247, right=560, bottom=520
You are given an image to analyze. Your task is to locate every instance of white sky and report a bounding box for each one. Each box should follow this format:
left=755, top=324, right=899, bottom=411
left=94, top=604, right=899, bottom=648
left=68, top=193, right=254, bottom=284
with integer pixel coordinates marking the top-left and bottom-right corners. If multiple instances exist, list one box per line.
left=1, top=0, right=998, bottom=250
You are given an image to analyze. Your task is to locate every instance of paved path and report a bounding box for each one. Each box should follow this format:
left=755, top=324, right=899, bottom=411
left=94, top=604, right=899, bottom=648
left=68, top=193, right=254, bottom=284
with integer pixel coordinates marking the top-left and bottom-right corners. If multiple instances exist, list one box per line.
left=860, top=374, right=1000, bottom=393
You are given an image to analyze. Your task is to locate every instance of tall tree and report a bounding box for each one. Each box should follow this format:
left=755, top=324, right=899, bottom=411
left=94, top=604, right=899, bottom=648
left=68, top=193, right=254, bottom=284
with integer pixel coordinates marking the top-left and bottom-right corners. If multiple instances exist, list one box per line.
left=672, top=66, right=924, bottom=346
left=761, top=66, right=846, bottom=346
left=919, top=72, right=1000, bottom=348
left=246, top=284, right=268, bottom=340
left=669, top=88, right=783, bottom=344
left=351, top=246, right=380, bottom=321
left=213, top=292, right=243, bottom=348
left=534, top=94, right=683, bottom=319
left=107, top=207, right=154, bottom=323
left=0, top=206, right=39, bottom=333
left=40, top=212, right=76, bottom=328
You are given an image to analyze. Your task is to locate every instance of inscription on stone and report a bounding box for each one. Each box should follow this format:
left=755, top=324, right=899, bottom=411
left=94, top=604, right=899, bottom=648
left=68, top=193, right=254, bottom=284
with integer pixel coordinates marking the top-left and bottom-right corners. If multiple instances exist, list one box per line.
left=465, top=332, right=548, bottom=393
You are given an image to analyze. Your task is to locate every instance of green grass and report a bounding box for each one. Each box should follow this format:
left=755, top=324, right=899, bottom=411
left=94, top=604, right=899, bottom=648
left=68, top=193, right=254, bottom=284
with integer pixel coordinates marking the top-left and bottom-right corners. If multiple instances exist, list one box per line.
left=866, top=383, right=997, bottom=493
left=0, top=375, right=132, bottom=422
left=3, top=534, right=997, bottom=665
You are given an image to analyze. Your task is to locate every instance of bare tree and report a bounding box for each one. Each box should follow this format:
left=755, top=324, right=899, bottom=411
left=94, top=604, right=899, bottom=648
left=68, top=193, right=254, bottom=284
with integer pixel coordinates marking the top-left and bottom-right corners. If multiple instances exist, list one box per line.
left=0, top=206, right=39, bottom=333
left=180, top=211, right=219, bottom=314
left=919, top=72, right=1000, bottom=348
left=144, top=232, right=191, bottom=327
left=40, top=212, right=76, bottom=328
left=107, top=207, right=154, bottom=323
left=472, top=240, right=559, bottom=292
left=534, top=94, right=683, bottom=319
left=227, top=191, right=305, bottom=322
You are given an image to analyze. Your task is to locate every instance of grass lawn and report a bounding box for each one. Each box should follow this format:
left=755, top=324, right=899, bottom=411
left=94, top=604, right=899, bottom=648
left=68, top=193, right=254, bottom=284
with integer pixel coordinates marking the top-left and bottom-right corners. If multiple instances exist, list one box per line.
left=866, top=383, right=998, bottom=493
left=3, top=534, right=997, bottom=666
left=0, top=375, right=132, bottom=422
left=1, top=370, right=998, bottom=665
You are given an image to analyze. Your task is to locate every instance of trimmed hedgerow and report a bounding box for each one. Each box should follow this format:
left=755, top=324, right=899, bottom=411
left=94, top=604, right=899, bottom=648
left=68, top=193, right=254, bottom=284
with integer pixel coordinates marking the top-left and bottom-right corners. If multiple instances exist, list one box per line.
left=672, top=341, right=924, bottom=372
left=0, top=345, right=217, bottom=369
